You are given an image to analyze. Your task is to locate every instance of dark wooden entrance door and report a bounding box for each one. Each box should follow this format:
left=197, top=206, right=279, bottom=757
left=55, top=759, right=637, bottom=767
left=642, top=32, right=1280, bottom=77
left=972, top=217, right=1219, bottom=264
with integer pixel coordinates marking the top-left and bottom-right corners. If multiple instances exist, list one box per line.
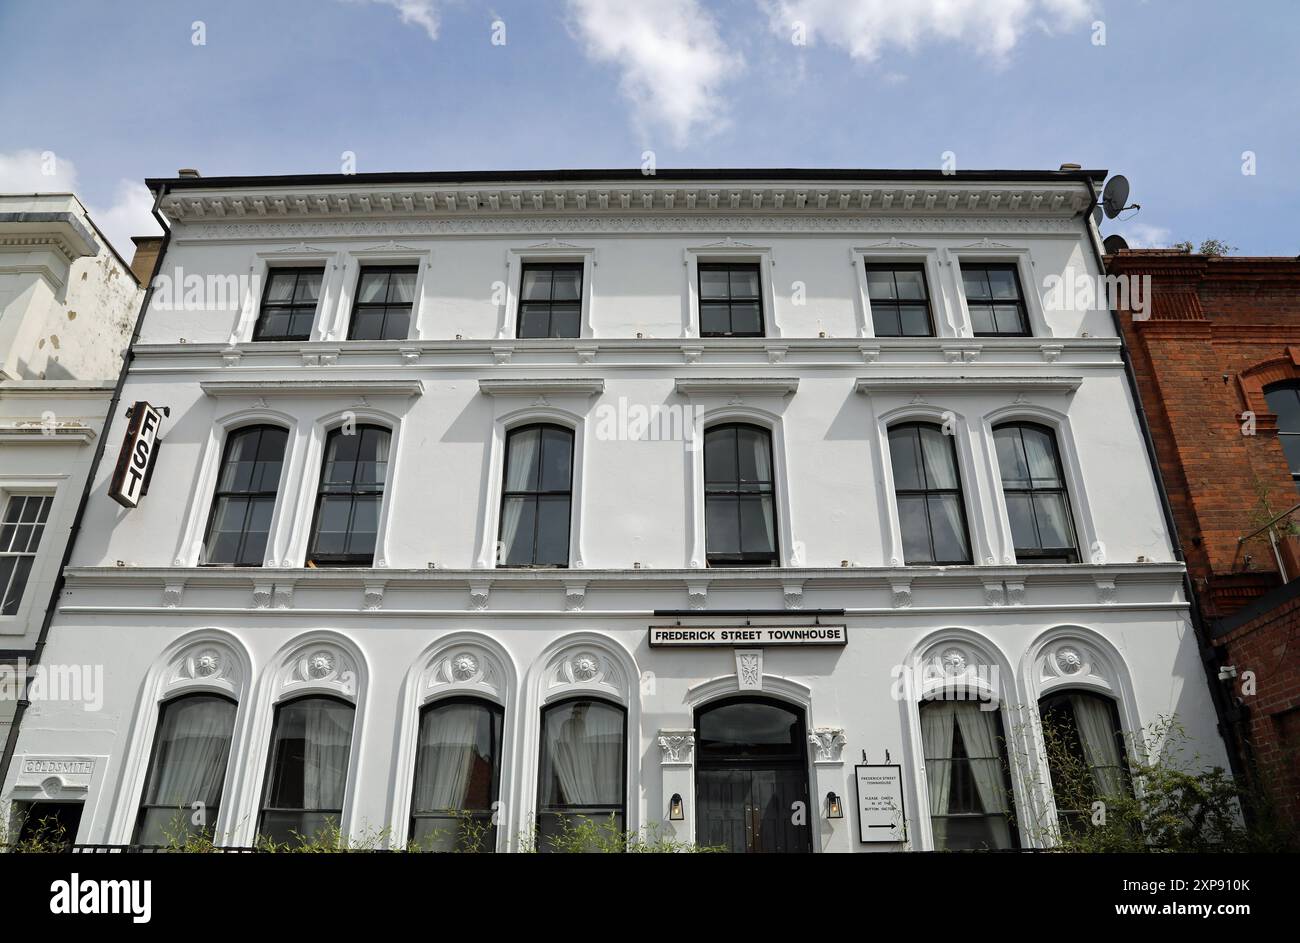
left=694, top=697, right=812, bottom=853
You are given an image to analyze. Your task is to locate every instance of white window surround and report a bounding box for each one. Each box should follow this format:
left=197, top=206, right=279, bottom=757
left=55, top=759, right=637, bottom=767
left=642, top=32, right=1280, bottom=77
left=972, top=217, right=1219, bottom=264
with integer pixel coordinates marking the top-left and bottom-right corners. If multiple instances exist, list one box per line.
left=230, top=246, right=344, bottom=345
left=900, top=628, right=1032, bottom=851
left=324, top=243, right=435, bottom=342
left=223, top=631, right=369, bottom=848
left=498, top=243, right=597, bottom=340
left=0, top=477, right=62, bottom=634
left=474, top=383, right=599, bottom=569
left=104, top=629, right=252, bottom=844
left=683, top=240, right=780, bottom=339
left=513, top=632, right=638, bottom=851
left=172, top=408, right=300, bottom=568
left=872, top=403, right=996, bottom=567
left=980, top=405, right=1100, bottom=566
left=851, top=242, right=957, bottom=339
left=280, top=407, right=406, bottom=569
left=388, top=633, right=518, bottom=851
left=944, top=243, right=1051, bottom=339
left=679, top=397, right=799, bottom=569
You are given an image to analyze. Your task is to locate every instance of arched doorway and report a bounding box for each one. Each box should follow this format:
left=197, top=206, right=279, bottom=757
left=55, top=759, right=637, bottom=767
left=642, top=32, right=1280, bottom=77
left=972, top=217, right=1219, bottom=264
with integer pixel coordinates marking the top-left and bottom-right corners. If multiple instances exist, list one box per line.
left=694, top=697, right=812, bottom=853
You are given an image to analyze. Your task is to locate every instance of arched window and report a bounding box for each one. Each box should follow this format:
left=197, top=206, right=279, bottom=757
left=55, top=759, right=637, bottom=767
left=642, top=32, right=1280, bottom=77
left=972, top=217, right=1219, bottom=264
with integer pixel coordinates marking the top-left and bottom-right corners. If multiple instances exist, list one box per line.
left=536, top=697, right=626, bottom=850
left=888, top=422, right=972, bottom=565
left=202, top=425, right=288, bottom=566
left=307, top=424, right=390, bottom=566
left=1264, top=383, right=1300, bottom=487
left=259, top=695, right=355, bottom=844
left=409, top=698, right=503, bottom=852
left=704, top=423, right=779, bottom=566
left=498, top=424, right=574, bottom=567
left=993, top=422, right=1079, bottom=563
left=134, top=694, right=237, bottom=845
left=1038, top=690, right=1131, bottom=830
left=919, top=698, right=1018, bottom=849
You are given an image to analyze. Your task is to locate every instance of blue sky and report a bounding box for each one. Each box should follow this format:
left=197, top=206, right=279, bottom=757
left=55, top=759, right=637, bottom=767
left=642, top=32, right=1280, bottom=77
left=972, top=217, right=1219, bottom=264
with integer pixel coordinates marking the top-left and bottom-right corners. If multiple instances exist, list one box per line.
left=1, top=0, right=1296, bottom=258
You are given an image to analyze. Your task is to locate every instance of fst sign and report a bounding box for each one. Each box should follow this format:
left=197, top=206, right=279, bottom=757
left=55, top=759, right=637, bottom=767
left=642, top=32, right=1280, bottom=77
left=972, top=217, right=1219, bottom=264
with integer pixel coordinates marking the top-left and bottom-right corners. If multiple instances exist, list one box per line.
left=109, top=401, right=165, bottom=508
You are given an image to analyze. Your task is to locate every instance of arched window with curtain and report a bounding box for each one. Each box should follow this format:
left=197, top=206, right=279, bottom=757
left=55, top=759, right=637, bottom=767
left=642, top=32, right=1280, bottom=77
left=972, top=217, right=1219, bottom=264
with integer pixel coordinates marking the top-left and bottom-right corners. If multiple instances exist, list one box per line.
left=993, top=422, right=1079, bottom=562
left=498, top=424, right=573, bottom=567
left=202, top=424, right=288, bottom=566
left=307, top=424, right=390, bottom=566
left=1264, top=382, right=1300, bottom=488
left=258, top=695, right=355, bottom=844
left=134, top=693, right=237, bottom=844
left=536, top=697, right=626, bottom=850
left=919, top=698, right=1018, bottom=850
left=1038, top=690, right=1131, bottom=831
left=888, top=422, right=972, bottom=565
left=409, top=697, right=503, bottom=852
left=704, top=423, right=779, bottom=566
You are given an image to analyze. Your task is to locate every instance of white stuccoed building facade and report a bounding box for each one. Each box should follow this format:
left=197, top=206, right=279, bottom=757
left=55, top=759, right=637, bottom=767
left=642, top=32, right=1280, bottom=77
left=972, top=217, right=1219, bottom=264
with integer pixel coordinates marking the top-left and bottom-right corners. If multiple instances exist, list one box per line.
left=3, top=169, right=1228, bottom=852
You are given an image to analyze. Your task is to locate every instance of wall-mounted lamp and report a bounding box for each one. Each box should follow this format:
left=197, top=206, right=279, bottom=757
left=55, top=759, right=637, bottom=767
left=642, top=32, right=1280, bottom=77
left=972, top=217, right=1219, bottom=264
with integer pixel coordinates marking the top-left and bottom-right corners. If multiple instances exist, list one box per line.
left=669, top=793, right=684, bottom=821
left=826, top=792, right=843, bottom=819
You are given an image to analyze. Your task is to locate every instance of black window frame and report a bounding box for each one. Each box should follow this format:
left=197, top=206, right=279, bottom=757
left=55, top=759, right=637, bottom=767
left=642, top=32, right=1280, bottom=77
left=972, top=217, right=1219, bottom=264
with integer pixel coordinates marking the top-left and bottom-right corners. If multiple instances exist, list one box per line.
left=252, top=267, right=325, bottom=342
left=1038, top=690, right=1132, bottom=830
left=201, top=425, right=288, bottom=567
left=257, top=693, right=356, bottom=845
left=994, top=422, right=1080, bottom=563
left=919, top=698, right=1021, bottom=850
left=1264, top=382, right=1300, bottom=487
left=697, top=262, right=765, bottom=338
left=306, top=424, right=391, bottom=567
left=516, top=262, right=584, bottom=339
left=704, top=422, right=780, bottom=567
left=408, top=696, right=504, bottom=852
left=888, top=422, right=974, bottom=565
left=536, top=695, right=627, bottom=851
left=133, top=692, right=237, bottom=845
left=961, top=262, right=1031, bottom=337
left=864, top=262, right=936, bottom=337
left=0, top=492, right=53, bottom=616
left=496, top=423, right=574, bottom=568
left=347, top=264, right=419, bottom=341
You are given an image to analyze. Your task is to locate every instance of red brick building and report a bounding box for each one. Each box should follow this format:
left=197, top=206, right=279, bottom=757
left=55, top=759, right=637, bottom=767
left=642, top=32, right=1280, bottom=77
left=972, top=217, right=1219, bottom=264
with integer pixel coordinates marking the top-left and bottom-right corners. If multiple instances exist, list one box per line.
left=1108, top=248, right=1300, bottom=823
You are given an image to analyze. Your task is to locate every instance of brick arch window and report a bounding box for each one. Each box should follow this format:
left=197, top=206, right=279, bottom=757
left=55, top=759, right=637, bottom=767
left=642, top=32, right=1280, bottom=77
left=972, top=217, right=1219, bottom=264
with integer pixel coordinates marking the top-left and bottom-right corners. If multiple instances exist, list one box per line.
left=1264, top=382, right=1300, bottom=487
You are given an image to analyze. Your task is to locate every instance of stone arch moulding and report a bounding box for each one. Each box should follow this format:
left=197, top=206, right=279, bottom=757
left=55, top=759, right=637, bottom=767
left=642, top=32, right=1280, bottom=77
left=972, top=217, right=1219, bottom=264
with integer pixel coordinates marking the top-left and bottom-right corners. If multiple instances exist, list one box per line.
left=900, top=627, right=1035, bottom=850
left=223, top=631, right=369, bottom=848
left=511, top=632, right=639, bottom=852
left=173, top=406, right=299, bottom=567
left=387, top=633, right=519, bottom=849
left=980, top=403, right=1100, bottom=566
left=874, top=402, right=995, bottom=567
left=105, top=628, right=254, bottom=845
left=1237, top=349, right=1300, bottom=434
left=282, top=405, right=407, bottom=569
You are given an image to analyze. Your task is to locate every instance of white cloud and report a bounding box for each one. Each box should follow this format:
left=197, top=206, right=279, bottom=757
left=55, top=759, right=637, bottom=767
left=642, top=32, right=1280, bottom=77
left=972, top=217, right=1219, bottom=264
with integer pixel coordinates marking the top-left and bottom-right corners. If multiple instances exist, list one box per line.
left=762, top=0, right=1096, bottom=64
left=351, top=0, right=442, bottom=41
left=1112, top=222, right=1172, bottom=249
left=566, top=0, right=744, bottom=147
left=0, top=149, right=161, bottom=261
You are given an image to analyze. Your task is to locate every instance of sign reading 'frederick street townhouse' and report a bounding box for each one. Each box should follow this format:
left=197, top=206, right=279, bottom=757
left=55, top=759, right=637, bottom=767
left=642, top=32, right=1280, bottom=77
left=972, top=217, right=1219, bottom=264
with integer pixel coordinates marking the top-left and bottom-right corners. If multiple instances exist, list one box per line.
left=649, top=625, right=847, bottom=647
left=109, top=401, right=165, bottom=508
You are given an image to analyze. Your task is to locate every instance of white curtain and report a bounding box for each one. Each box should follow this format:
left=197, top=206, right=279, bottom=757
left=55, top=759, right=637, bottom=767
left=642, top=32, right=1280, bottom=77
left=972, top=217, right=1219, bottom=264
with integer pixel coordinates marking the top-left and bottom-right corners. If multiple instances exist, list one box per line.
left=499, top=429, right=540, bottom=561
left=413, top=703, right=484, bottom=811
left=920, top=701, right=957, bottom=849
left=543, top=701, right=623, bottom=807
left=147, top=696, right=235, bottom=807
left=1070, top=694, right=1126, bottom=797
left=954, top=704, right=1012, bottom=850
left=301, top=699, right=354, bottom=809
left=918, top=426, right=958, bottom=489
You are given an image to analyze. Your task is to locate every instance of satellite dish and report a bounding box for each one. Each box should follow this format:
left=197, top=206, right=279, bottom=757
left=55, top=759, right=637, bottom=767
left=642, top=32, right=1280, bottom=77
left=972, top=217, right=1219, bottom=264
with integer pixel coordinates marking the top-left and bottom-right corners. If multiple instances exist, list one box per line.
left=1103, top=234, right=1129, bottom=253
left=1102, top=175, right=1130, bottom=219
left=1091, top=205, right=1103, bottom=228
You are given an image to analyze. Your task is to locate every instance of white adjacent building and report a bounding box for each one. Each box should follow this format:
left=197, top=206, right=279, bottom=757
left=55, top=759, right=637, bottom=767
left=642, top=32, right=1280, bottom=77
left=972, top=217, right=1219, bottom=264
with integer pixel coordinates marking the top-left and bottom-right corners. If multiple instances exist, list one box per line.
left=2, top=169, right=1229, bottom=852
left=0, top=194, right=144, bottom=812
